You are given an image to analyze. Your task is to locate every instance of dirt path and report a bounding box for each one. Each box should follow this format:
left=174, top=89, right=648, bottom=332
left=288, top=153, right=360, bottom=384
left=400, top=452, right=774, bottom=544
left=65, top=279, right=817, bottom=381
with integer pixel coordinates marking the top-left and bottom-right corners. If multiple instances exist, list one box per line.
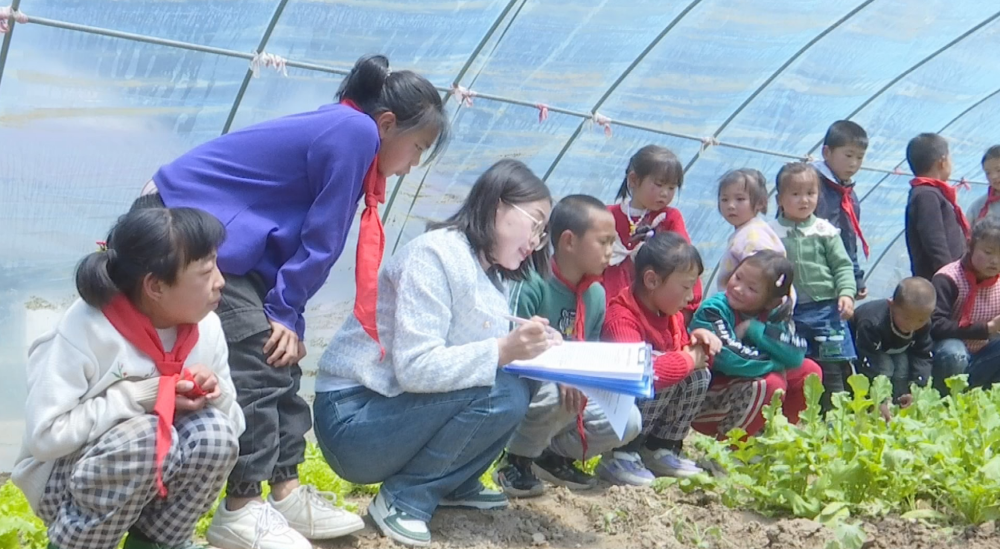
left=309, top=484, right=1000, bottom=549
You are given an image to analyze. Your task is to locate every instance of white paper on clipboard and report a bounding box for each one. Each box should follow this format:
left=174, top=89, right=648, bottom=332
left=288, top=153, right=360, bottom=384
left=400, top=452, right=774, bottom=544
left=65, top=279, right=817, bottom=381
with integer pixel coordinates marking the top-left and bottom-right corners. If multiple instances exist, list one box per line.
left=581, top=386, right=635, bottom=440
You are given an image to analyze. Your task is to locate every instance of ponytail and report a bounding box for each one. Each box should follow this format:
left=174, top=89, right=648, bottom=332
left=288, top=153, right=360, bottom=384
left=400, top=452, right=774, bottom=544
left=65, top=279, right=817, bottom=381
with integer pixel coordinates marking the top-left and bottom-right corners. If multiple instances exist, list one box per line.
left=337, top=54, right=450, bottom=163
left=75, top=250, right=119, bottom=308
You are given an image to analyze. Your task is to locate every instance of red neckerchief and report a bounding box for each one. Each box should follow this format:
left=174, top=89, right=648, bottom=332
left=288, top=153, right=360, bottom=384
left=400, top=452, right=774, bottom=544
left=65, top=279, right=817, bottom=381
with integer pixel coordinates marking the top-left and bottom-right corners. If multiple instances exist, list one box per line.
left=911, top=177, right=971, bottom=238
left=550, top=262, right=601, bottom=460
left=823, top=178, right=869, bottom=258
left=340, top=99, right=387, bottom=357
left=551, top=262, right=602, bottom=341
left=958, top=259, right=999, bottom=327
left=979, top=188, right=1000, bottom=220
left=609, top=204, right=670, bottom=250
left=102, top=294, right=203, bottom=498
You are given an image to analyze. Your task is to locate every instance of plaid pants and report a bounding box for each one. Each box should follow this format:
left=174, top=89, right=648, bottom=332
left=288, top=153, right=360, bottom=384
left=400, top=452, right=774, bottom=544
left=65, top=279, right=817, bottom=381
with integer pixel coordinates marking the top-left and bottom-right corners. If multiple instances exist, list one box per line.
left=37, top=407, right=239, bottom=549
left=638, top=367, right=711, bottom=441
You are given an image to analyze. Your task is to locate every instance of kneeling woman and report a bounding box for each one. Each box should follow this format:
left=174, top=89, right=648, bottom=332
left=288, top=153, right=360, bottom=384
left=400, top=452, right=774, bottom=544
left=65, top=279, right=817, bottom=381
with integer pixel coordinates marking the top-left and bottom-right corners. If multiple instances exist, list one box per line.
left=314, top=159, right=556, bottom=547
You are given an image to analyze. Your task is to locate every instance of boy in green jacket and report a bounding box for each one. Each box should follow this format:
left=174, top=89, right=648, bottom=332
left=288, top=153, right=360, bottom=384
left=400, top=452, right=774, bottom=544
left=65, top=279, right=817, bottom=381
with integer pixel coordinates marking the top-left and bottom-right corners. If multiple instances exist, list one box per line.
left=769, top=162, right=857, bottom=411
left=494, top=195, right=642, bottom=497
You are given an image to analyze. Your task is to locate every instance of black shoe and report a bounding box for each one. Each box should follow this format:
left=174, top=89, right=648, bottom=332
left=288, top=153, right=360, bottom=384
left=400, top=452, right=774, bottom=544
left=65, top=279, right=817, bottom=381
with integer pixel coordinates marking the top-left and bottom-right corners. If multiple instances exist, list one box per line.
left=532, top=451, right=598, bottom=490
left=492, top=453, right=545, bottom=498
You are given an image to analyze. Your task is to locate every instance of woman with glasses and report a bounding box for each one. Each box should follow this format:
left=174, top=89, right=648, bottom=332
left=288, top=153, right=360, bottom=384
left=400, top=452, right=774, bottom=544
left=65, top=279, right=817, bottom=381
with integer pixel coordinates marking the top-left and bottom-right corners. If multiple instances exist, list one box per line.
left=312, top=159, right=556, bottom=547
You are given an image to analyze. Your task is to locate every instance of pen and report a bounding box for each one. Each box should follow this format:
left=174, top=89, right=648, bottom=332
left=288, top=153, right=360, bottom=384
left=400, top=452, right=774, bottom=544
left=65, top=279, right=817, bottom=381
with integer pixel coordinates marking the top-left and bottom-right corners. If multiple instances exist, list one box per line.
left=503, top=314, right=563, bottom=340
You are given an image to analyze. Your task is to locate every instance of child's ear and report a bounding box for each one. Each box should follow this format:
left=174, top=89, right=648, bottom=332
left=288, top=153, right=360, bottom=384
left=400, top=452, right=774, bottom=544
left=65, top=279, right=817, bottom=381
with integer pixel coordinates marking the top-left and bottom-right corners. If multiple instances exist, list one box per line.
left=558, top=229, right=575, bottom=252
left=642, top=269, right=660, bottom=291
left=627, top=170, right=640, bottom=191
left=375, top=111, right=397, bottom=139
left=821, top=144, right=832, bottom=162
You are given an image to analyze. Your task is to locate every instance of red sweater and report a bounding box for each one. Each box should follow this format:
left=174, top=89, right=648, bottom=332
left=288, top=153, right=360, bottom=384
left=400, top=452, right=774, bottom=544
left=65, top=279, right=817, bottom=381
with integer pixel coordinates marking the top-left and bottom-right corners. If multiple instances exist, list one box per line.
left=602, top=287, right=695, bottom=391
left=604, top=204, right=702, bottom=316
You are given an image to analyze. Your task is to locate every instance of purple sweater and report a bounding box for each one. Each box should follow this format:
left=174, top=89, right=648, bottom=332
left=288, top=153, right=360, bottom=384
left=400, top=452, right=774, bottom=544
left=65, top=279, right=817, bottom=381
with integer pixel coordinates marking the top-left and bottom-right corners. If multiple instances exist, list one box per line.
left=154, top=104, right=379, bottom=338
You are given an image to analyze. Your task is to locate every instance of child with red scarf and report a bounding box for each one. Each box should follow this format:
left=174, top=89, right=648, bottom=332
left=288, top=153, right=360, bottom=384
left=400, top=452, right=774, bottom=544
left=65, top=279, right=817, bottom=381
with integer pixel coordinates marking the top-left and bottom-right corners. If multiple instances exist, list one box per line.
left=12, top=208, right=244, bottom=549
left=905, top=133, right=969, bottom=281
left=601, top=233, right=720, bottom=485
left=931, top=216, right=1000, bottom=392
left=811, top=120, right=870, bottom=300
left=604, top=145, right=702, bottom=320
left=966, top=146, right=1000, bottom=222
left=495, top=195, right=642, bottom=498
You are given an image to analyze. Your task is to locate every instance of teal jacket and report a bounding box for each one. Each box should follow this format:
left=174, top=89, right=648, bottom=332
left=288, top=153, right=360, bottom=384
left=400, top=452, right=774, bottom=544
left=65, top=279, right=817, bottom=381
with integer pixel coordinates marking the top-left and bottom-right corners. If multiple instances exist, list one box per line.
left=690, top=293, right=807, bottom=378
left=769, top=215, right=856, bottom=302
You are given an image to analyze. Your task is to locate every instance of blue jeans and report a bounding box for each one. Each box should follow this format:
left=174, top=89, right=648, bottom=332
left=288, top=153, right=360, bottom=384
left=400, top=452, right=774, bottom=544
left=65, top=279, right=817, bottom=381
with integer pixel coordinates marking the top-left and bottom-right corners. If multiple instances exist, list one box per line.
left=932, top=339, right=1000, bottom=392
left=312, top=372, right=530, bottom=522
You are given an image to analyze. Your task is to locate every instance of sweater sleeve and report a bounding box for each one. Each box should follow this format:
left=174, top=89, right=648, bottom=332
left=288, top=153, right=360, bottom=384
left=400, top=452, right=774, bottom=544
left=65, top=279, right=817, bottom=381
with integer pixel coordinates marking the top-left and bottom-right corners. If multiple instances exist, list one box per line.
left=205, top=317, right=246, bottom=437
left=661, top=210, right=703, bottom=313
left=391, top=244, right=500, bottom=393
left=601, top=314, right=693, bottom=390
left=908, top=325, right=934, bottom=389
left=689, top=300, right=781, bottom=378
left=513, top=273, right=543, bottom=319
left=851, top=193, right=867, bottom=292
left=743, top=320, right=807, bottom=369
left=931, top=273, right=990, bottom=341
left=23, top=332, right=161, bottom=462
left=825, top=230, right=857, bottom=298
left=263, top=117, right=377, bottom=338
left=913, top=192, right=957, bottom=277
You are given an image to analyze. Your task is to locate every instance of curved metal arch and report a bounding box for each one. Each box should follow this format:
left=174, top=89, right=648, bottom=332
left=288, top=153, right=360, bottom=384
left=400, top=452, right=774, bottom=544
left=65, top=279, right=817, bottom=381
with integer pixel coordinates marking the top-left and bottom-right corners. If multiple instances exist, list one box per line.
left=858, top=85, right=1000, bottom=204
left=221, top=0, right=291, bottom=135
left=804, top=9, right=1000, bottom=158
left=540, top=0, right=706, bottom=182
left=0, top=0, right=24, bottom=88
left=682, top=0, right=876, bottom=176
left=384, top=0, right=527, bottom=253
left=862, top=227, right=906, bottom=284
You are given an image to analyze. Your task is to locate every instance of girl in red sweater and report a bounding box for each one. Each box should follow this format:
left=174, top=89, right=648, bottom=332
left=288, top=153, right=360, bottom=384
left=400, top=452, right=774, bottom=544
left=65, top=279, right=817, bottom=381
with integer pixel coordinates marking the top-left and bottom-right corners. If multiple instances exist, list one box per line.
left=600, top=233, right=721, bottom=485
left=605, top=145, right=702, bottom=320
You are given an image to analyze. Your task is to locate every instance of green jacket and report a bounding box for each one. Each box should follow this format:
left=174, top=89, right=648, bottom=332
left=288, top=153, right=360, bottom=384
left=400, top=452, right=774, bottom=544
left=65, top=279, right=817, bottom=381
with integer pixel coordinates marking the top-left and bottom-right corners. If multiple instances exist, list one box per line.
left=690, top=293, right=807, bottom=378
left=769, top=215, right=856, bottom=302
left=509, top=270, right=606, bottom=341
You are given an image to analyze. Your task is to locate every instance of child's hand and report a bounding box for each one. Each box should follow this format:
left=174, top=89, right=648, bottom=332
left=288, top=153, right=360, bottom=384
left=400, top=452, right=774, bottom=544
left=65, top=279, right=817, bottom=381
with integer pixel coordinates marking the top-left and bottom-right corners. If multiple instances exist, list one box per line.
left=898, top=393, right=913, bottom=408
left=879, top=400, right=893, bottom=423
left=690, top=328, right=722, bottom=356
left=838, top=296, right=855, bottom=320
left=175, top=365, right=220, bottom=412
left=684, top=345, right=708, bottom=370
left=559, top=385, right=586, bottom=413
left=856, top=288, right=868, bottom=301
left=734, top=320, right=753, bottom=340
left=264, top=319, right=302, bottom=368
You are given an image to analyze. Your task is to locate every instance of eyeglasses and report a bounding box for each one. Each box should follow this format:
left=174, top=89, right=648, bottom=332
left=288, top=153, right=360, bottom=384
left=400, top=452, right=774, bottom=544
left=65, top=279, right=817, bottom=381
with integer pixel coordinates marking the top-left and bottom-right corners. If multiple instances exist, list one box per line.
left=509, top=203, right=549, bottom=251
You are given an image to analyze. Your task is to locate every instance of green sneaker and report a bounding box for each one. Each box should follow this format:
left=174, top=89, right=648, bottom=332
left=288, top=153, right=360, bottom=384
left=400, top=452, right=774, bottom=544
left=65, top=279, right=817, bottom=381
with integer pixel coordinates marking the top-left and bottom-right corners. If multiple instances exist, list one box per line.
left=439, top=486, right=508, bottom=510
left=368, top=490, right=431, bottom=547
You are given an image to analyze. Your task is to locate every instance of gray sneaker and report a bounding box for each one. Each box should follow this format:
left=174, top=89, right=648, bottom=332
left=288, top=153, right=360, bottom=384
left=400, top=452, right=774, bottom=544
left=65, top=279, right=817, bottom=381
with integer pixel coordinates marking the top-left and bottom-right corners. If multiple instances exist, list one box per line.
left=367, top=490, right=431, bottom=547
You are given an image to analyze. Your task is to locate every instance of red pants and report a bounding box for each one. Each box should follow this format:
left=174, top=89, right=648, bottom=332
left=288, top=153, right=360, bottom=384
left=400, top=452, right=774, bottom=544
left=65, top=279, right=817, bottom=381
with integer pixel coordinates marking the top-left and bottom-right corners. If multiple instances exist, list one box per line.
left=692, top=359, right=822, bottom=439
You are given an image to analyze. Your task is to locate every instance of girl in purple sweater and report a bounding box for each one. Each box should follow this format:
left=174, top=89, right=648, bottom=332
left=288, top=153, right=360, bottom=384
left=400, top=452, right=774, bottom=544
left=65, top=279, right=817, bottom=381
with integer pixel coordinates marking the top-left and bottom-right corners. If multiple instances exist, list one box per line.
left=135, top=55, right=448, bottom=549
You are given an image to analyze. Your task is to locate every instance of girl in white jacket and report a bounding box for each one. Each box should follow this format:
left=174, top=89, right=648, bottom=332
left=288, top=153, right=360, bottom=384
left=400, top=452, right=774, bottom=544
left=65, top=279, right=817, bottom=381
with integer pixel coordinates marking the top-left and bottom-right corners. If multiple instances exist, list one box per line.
left=13, top=206, right=245, bottom=549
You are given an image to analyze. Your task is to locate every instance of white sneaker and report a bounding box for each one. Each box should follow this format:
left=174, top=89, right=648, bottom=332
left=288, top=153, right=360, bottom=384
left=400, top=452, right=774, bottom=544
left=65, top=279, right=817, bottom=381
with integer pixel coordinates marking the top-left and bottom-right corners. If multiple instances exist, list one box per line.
left=368, top=489, right=432, bottom=547
left=206, top=499, right=311, bottom=549
left=269, top=485, right=366, bottom=540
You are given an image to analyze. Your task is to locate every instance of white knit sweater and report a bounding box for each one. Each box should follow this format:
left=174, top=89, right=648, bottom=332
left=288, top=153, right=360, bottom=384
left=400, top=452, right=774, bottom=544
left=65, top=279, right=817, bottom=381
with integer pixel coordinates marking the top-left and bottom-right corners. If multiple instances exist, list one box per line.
left=12, top=300, right=245, bottom=511
left=316, top=228, right=510, bottom=397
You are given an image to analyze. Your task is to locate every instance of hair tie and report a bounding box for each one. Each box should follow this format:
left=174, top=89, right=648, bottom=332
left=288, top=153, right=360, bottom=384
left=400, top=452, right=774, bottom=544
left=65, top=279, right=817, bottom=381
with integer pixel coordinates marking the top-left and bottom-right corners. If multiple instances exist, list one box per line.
left=96, top=240, right=108, bottom=252
left=775, top=274, right=786, bottom=287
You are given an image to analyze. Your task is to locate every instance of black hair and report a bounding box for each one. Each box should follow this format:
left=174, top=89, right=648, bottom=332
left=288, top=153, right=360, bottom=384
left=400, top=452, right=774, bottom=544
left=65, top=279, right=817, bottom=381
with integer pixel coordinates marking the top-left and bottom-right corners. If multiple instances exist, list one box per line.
left=737, top=250, right=795, bottom=303
left=982, top=145, right=1000, bottom=165
left=633, top=232, right=703, bottom=287
left=906, top=133, right=950, bottom=177
left=549, top=194, right=608, bottom=248
left=718, top=168, right=769, bottom=216
left=823, top=120, right=869, bottom=151
left=76, top=207, right=226, bottom=308
left=892, top=277, right=936, bottom=311
left=968, top=216, right=1000, bottom=257
left=615, top=145, right=684, bottom=202
left=774, top=162, right=820, bottom=196
left=428, top=159, right=552, bottom=284
left=337, top=54, right=450, bottom=163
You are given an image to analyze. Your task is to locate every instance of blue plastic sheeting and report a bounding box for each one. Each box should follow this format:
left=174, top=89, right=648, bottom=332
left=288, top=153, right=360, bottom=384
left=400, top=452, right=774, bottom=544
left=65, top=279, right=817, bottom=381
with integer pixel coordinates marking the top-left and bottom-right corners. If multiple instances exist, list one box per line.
left=3, top=0, right=1000, bottom=463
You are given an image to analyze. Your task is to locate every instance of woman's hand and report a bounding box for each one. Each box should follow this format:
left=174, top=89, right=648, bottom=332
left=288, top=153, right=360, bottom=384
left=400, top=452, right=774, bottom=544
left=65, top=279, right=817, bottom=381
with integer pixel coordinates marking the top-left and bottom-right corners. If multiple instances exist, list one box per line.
left=498, top=316, right=554, bottom=366
left=691, top=328, right=722, bottom=355
left=264, top=319, right=302, bottom=367
left=175, top=364, right=220, bottom=412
